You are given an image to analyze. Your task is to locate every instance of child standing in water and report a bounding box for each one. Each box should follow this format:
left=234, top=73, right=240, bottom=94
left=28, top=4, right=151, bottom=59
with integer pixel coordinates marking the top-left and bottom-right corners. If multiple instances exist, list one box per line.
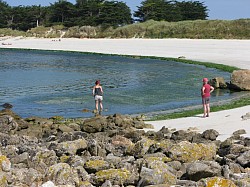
left=92, top=80, right=103, bottom=114
left=201, top=78, right=214, bottom=118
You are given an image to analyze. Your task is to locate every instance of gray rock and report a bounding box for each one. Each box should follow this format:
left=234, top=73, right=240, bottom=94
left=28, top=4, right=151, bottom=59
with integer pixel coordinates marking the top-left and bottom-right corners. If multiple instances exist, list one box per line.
left=81, top=116, right=107, bottom=133
left=30, top=149, right=58, bottom=174
left=186, top=161, right=222, bottom=181
left=0, top=115, right=18, bottom=134
left=41, top=181, right=56, bottom=187
left=1, top=103, right=13, bottom=109
left=10, top=168, right=43, bottom=186
left=233, top=129, right=247, bottom=135
left=138, top=164, right=177, bottom=186
left=241, top=112, right=250, bottom=120
left=0, top=155, right=11, bottom=172
left=85, top=159, right=110, bottom=173
left=209, top=77, right=227, bottom=89
left=168, top=141, right=217, bottom=163
left=237, top=150, right=250, bottom=167
left=171, top=130, right=198, bottom=142
left=55, top=138, right=88, bottom=156
left=45, top=163, right=79, bottom=186
left=202, top=129, right=219, bottom=141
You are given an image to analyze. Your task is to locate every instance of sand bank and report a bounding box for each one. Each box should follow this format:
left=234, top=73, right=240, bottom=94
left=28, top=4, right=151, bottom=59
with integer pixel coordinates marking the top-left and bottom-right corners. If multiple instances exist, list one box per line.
left=1, top=37, right=250, bottom=140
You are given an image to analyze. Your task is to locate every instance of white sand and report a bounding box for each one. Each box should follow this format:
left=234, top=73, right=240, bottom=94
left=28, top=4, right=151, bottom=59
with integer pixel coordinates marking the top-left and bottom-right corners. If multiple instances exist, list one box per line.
left=1, top=37, right=250, bottom=140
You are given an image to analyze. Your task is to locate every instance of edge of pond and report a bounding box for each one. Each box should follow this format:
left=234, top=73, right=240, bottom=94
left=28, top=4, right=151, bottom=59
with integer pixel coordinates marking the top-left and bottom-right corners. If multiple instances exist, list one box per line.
left=1, top=47, right=248, bottom=121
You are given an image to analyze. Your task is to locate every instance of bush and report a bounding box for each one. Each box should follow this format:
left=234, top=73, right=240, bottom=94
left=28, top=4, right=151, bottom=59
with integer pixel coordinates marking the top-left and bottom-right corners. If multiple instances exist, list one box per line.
left=2, top=19, right=250, bottom=39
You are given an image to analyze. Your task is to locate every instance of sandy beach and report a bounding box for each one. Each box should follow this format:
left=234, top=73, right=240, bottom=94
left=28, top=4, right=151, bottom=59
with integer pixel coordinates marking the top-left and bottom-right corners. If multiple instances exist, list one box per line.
left=1, top=37, right=250, bottom=140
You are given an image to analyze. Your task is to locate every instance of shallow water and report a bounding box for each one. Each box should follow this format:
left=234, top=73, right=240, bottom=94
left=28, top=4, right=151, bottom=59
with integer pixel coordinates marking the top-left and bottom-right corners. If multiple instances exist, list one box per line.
left=0, top=49, right=241, bottom=118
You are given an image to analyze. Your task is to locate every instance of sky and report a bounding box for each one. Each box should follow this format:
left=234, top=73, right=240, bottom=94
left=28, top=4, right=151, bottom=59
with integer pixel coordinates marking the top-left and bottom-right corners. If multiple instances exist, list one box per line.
left=3, top=0, right=250, bottom=20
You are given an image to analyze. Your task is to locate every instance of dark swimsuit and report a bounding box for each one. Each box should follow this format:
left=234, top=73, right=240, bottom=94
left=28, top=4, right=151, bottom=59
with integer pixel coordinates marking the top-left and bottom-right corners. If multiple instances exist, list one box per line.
left=94, top=87, right=102, bottom=96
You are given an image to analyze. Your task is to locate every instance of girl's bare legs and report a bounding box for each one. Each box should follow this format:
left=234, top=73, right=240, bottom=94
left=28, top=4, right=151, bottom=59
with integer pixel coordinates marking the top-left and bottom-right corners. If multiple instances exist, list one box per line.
left=99, top=100, right=103, bottom=111
left=95, top=100, right=99, bottom=112
left=203, top=104, right=207, bottom=117
left=206, top=104, right=210, bottom=117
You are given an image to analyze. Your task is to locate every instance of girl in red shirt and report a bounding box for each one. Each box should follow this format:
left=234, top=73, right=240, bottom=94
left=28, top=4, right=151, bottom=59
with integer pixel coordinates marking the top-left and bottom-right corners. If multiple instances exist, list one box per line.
left=201, top=78, right=214, bottom=118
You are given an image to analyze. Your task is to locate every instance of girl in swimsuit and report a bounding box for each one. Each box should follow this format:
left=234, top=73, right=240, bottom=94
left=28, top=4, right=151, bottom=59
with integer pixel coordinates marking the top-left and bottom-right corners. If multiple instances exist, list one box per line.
left=92, top=80, right=103, bottom=114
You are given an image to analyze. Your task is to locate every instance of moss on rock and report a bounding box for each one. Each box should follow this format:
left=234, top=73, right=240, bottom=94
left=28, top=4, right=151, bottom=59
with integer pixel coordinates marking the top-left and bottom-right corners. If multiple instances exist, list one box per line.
left=0, top=155, right=11, bottom=172
left=95, top=168, right=131, bottom=185
left=127, top=137, right=156, bottom=157
left=85, top=160, right=110, bottom=173
left=0, top=172, right=7, bottom=187
left=203, top=177, right=237, bottom=187
left=169, top=141, right=217, bottom=163
left=145, top=156, right=172, bottom=163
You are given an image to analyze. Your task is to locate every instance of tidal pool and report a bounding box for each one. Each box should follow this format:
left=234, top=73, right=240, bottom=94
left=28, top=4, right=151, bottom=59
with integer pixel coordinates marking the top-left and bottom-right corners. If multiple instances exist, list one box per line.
left=0, top=49, right=239, bottom=118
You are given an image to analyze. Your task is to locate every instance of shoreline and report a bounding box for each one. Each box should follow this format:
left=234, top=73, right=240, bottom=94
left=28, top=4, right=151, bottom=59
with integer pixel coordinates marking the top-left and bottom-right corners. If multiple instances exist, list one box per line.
left=1, top=37, right=250, bottom=140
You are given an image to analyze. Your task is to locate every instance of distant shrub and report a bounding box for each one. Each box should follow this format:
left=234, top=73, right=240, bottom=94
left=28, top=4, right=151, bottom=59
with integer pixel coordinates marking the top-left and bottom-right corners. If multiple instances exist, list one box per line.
left=2, top=19, right=250, bottom=39
left=111, top=19, right=250, bottom=39
left=0, top=28, right=29, bottom=37
left=28, top=26, right=51, bottom=37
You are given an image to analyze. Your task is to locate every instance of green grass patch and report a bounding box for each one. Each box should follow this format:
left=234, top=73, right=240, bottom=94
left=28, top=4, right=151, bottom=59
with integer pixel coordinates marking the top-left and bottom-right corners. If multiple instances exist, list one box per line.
left=129, top=56, right=240, bottom=73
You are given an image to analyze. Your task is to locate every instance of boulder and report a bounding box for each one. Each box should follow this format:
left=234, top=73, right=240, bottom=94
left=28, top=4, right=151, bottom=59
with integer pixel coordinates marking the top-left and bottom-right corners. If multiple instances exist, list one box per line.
left=199, top=177, right=237, bottom=187
left=55, top=139, right=88, bottom=156
left=87, top=138, right=107, bottom=157
left=126, top=137, right=155, bottom=158
left=111, top=135, right=133, bottom=147
left=30, top=149, right=58, bottom=174
left=233, top=129, right=247, bottom=136
left=93, top=168, right=135, bottom=186
left=0, top=155, right=11, bottom=172
left=241, top=112, right=250, bottom=120
left=0, top=172, right=8, bottom=187
left=84, top=160, right=110, bottom=173
left=186, top=161, right=222, bottom=181
left=138, top=163, right=177, bottom=186
left=209, top=77, right=227, bottom=89
left=171, top=130, right=199, bottom=142
left=81, top=116, right=107, bottom=133
left=168, top=141, right=217, bottom=163
left=230, top=69, right=250, bottom=90
left=0, top=115, right=18, bottom=134
left=10, top=168, right=43, bottom=186
left=202, top=129, right=219, bottom=141
left=236, top=150, right=250, bottom=167
left=45, top=163, right=79, bottom=186
left=1, top=103, right=13, bottom=109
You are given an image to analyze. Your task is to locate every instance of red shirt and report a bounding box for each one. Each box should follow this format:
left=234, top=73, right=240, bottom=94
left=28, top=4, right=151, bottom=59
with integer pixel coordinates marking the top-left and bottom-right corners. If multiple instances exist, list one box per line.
left=202, top=84, right=211, bottom=98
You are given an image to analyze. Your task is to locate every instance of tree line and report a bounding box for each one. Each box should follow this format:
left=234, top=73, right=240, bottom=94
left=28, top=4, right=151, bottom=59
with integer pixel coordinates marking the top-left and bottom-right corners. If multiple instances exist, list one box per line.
left=0, top=0, right=208, bottom=31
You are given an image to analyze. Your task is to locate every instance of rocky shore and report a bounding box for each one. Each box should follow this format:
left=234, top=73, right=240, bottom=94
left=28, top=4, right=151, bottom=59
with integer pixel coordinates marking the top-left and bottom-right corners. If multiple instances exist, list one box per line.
left=0, top=109, right=250, bottom=187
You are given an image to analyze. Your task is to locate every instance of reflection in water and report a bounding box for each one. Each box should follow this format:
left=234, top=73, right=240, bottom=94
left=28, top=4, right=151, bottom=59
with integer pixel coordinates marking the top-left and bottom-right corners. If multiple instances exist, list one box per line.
left=0, top=49, right=242, bottom=118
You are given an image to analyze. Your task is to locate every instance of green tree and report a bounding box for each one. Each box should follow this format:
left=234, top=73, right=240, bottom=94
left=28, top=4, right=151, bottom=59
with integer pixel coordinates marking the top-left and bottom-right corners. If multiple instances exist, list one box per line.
left=9, top=6, right=27, bottom=30
left=134, top=0, right=208, bottom=22
left=47, top=0, right=76, bottom=26
left=134, top=0, right=164, bottom=22
left=75, top=0, right=104, bottom=26
left=8, top=5, right=46, bottom=31
left=97, top=1, right=132, bottom=28
left=176, top=1, right=208, bottom=20
left=0, top=0, right=11, bottom=28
